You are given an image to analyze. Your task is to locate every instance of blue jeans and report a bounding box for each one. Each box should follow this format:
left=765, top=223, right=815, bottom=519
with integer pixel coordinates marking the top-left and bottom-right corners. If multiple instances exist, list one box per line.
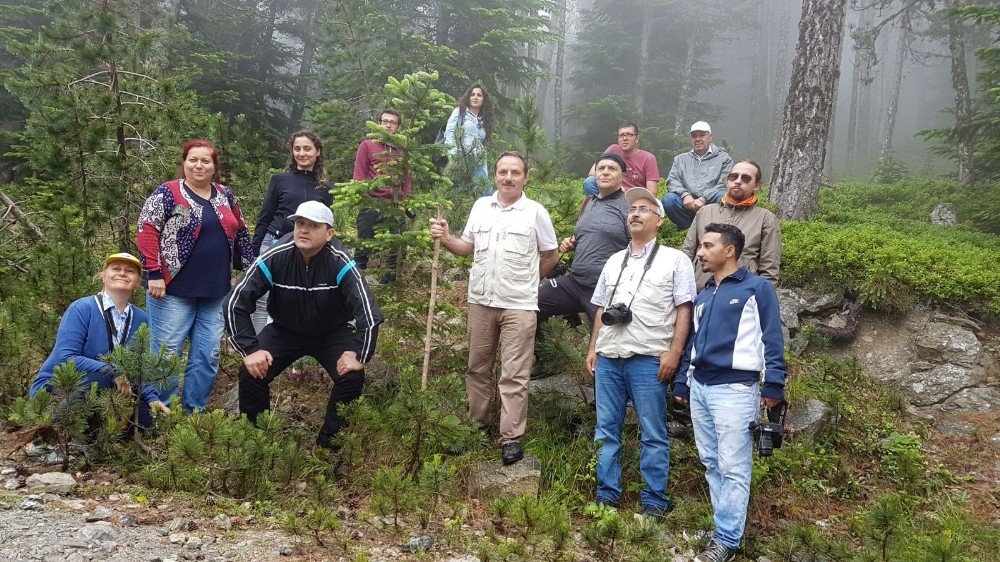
left=689, top=377, right=761, bottom=549
left=583, top=176, right=599, bottom=197
left=662, top=191, right=724, bottom=229
left=594, top=354, right=670, bottom=512
left=146, top=293, right=225, bottom=411
left=251, top=234, right=277, bottom=334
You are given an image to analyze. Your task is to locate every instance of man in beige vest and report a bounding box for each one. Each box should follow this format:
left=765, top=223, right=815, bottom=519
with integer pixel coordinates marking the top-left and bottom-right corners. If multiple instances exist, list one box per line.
left=585, top=187, right=696, bottom=518
left=430, top=152, right=559, bottom=465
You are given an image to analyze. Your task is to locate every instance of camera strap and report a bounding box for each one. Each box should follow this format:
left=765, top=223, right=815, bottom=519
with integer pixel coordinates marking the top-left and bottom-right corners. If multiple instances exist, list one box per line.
left=94, top=293, right=132, bottom=350
left=606, top=242, right=660, bottom=310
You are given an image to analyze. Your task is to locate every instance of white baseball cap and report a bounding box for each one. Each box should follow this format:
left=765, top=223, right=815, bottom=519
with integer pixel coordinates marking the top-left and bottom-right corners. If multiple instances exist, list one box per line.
left=624, top=187, right=665, bottom=217
left=288, top=201, right=334, bottom=228
left=689, top=121, right=712, bottom=134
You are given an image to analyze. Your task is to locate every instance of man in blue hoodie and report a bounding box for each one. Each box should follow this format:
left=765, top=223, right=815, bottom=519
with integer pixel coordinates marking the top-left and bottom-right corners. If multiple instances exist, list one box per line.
left=673, top=223, right=787, bottom=562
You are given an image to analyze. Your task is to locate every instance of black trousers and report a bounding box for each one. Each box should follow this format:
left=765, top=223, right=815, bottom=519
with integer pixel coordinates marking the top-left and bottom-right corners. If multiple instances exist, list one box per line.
left=536, top=274, right=599, bottom=339
left=354, top=208, right=402, bottom=271
left=238, top=323, right=364, bottom=448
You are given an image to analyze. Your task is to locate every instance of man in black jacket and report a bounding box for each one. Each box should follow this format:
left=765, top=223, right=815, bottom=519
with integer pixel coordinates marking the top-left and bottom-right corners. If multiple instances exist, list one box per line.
left=225, top=201, right=384, bottom=450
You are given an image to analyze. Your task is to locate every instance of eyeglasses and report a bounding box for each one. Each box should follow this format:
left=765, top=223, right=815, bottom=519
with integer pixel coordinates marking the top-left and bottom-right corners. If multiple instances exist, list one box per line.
left=627, top=205, right=659, bottom=215
left=727, top=172, right=755, bottom=183
left=617, top=132, right=637, bottom=138
left=379, top=119, right=399, bottom=126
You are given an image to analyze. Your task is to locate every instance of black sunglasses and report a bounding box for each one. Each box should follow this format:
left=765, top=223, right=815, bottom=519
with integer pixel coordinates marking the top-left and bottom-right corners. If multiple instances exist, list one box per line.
left=727, top=172, right=755, bottom=183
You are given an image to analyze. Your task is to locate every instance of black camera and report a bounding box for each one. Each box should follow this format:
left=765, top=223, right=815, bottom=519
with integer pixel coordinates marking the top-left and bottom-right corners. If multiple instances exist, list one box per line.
left=748, top=401, right=787, bottom=456
left=601, top=303, right=633, bottom=326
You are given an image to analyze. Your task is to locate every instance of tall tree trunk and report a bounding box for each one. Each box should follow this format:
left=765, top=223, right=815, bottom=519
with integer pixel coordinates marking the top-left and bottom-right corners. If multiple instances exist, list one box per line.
left=770, top=0, right=847, bottom=220
left=553, top=0, right=568, bottom=145
left=255, top=1, right=284, bottom=111
left=878, top=9, right=910, bottom=162
left=289, top=0, right=319, bottom=128
left=673, top=38, right=697, bottom=135
left=770, top=3, right=792, bottom=155
left=948, top=0, right=974, bottom=182
left=748, top=1, right=771, bottom=157
left=634, top=2, right=653, bottom=115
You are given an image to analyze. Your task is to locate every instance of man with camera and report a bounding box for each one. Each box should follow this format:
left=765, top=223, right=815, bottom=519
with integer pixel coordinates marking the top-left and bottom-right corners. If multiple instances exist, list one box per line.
left=673, top=223, right=787, bottom=562
left=585, top=187, right=696, bottom=519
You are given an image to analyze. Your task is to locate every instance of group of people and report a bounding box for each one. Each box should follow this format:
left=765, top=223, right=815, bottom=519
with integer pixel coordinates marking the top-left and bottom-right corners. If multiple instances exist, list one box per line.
left=28, top=78, right=784, bottom=561
left=430, top=141, right=785, bottom=562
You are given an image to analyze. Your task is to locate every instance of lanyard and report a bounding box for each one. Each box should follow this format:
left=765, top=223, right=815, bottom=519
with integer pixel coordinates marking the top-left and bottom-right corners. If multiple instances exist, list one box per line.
left=606, top=242, right=660, bottom=308
left=94, top=294, right=132, bottom=349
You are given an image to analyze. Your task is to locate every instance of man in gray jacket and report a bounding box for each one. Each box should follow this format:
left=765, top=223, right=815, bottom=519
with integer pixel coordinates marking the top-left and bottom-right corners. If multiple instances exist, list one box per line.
left=662, top=121, right=733, bottom=229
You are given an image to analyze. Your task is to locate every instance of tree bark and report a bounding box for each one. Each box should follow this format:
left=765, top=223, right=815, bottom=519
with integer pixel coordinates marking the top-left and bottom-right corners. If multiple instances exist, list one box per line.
left=634, top=2, right=653, bottom=115
left=948, top=0, right=974, bottom=182
left=553, top=0, right=568, bottom=145
left=673, top=37, right=697, bottom=135
left=770, top=3, right=792, bottom=155
left=878, top=9, right=910, bottom=162
left=770, top=0, right=847, bottom=220
left=0, top=187, right=43, bottom=241
left=289, top=0, right=319, bottom=128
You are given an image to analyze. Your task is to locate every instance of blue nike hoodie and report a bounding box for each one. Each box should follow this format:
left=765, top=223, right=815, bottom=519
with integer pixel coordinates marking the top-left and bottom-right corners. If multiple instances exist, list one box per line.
left=674, top=267, right=787, bottom=401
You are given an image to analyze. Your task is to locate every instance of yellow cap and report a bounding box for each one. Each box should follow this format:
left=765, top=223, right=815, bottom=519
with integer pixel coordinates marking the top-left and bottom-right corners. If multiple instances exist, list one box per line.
left=104, top=252, right=143, bottom=271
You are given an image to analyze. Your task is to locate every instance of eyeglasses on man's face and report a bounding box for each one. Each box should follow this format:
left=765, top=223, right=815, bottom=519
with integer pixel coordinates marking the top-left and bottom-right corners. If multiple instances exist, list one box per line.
left=379, top=119, right=399, bottom=126
left=627, top=205, right=659, bottom=215
left=727, top=172, right=754, bottom=183
left=618, top=132, right=637, bottom=139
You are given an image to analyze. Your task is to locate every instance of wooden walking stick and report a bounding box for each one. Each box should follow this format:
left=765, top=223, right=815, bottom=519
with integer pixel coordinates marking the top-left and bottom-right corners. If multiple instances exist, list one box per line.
left=421, top=206, right=444, bottom=391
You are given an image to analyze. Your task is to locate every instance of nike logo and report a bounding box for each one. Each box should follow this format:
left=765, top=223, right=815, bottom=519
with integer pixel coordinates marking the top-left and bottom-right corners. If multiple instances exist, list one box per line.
left=729, top=299, right=739, bottom=305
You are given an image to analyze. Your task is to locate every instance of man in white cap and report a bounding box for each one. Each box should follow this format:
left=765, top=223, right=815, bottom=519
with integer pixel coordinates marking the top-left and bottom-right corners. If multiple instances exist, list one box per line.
left=661, top=121, right=733, bottom=229
left=585, top=186, right=696, bottom=519
left=225, top=200, right=384, bottom=456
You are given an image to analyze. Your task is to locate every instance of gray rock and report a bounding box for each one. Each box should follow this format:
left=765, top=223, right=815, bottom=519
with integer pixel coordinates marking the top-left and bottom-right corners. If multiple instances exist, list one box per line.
left=936, top=418, right=978, bottom=436
left=19, top=498, right=43, bottom=511
left=278, top=545, right=293, bottom=556
left=797, top=289, right=844, bottom=315
left=40, top=492, right=60, bottom=503
left=168, top=517, right=189, bottom=532
left=940, top=386, right=1000, bottom=414
left=60, top=539, right=89, bottom=549
left=119, top=514, right=138, bottom=527
left=0, top=467, right=15, bottom=476
left=786, top=399, right=831, bottom=442
left=78, top=522, right=116, bottom=542
left=169, top=533, right=187, bottom=544
left=401, top=535, right=434, bottom=553
left=185, top=536, right=203, bottom=550
left=444, top=557, right=481, bottom=562
left=214, top=513, right=232, bottom=531
left=777, top=289, right=804, bottom=333
left=85, top=506, right=113, bottom=522
left=467, top=453, right=541, bottom=499
left=930, top=202, right=957, bottom=226
left=916, top=322, right=982, bottom=362
left=904, top=364, right=981, bottom=407
left=529, top=373, right=594, bottom=405
left=25, top=472, right=77, bottom=494
left=4, top=477, right=22, bottom=490
left=222, top=386, right=240, bottom=416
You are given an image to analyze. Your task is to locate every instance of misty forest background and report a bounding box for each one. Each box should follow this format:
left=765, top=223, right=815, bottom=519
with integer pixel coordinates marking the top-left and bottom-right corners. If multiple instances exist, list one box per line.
left=1, top=1, right=1000, bottom=560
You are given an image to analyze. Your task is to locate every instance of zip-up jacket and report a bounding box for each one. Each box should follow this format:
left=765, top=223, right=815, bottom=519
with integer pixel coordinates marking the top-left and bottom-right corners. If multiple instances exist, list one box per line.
left=252, top=170, right=332, bottom=253
left=682, top=201, right=781, bottom=291
left=674, top=267, right=787, bottom=401
left=224, top=235, right=384, bottom=362
left=666, top=145, right=734, bottom=202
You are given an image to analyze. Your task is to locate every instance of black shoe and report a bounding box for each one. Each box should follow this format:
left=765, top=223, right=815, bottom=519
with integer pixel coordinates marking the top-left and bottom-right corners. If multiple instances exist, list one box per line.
left=530, top=363, right=555, bottom=381
left=695, top=540, right=736, bottom=562
left=667, top=420, right=692, bottom=439
left=501, top=442, right=524, bottom=465
left=379, top=271, right=397, bottom=284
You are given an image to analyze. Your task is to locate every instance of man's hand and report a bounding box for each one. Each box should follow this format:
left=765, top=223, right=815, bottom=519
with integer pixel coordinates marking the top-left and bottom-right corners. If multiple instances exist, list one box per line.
left=673, top=395, right=688, bottom=405
left=149, top=400, right=171, bottom=416
left=148, top=279, right=166, bottom=299
left=243, top=349, right=273, bottom=379
left=336, top=351, right=364, bottom=376
left=114, top=375, right=135, bottom=398
left=559, top=236, right=576, bottom=254
left=585, top=349, right=597, bottom=376
left=429, top=217, right=449, bottom=240
left=657, top=351, right=681, bottom=382
left=692, top=199, right=706, bottom=211
left=682, top=194, right=698, bottom=211
left=762, top=397, right=783, bottom=409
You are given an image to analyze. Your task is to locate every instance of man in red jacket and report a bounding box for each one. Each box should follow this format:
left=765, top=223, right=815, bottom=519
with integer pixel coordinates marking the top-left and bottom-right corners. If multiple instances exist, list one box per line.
left=352, top=109, right=413, bottom=283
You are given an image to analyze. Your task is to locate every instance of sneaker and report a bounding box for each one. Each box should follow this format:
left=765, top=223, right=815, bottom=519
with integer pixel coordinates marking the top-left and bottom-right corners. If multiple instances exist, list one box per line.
left=695, top=540, right=736, bottom=562
left=501, top=442, right=524, bottom=465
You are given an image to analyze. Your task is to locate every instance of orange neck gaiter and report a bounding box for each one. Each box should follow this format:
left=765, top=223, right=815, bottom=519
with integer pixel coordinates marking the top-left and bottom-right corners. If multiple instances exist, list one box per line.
left=722, top=192, right=758, bottom=208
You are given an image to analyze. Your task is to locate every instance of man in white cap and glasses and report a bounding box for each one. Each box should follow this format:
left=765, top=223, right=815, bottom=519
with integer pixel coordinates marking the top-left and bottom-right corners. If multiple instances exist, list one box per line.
left=224, top=200, right=384, bottom=458
left=661, top=121, right=733, bottom=229
left=585, top=186, right=696, bottom=520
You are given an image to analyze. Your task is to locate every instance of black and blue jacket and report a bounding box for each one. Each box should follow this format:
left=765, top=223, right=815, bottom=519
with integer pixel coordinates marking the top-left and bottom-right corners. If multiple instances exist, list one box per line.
left=674, top=267, right=787, bottom=401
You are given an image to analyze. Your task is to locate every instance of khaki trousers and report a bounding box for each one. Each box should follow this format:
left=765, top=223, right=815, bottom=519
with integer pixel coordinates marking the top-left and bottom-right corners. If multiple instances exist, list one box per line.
left=466, top=303, right=537, bottom=444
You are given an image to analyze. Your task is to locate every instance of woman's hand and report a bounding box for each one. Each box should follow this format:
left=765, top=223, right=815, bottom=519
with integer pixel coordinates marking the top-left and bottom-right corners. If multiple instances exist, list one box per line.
left=114, top=375, right=135, bottom=398
left=148, top=279, right=166, bottom=299
left=149, top=400, right=171, bottom=416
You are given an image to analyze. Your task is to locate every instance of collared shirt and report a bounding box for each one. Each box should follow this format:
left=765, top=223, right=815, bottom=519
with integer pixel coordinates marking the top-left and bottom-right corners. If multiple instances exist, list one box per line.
left=591, top=243, right=697, bottom=358
left=690, top=145, right=715, bottom=162
left=97, top=292, right=132, bottom=346
left=460, top=192, right=558, bottom=310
